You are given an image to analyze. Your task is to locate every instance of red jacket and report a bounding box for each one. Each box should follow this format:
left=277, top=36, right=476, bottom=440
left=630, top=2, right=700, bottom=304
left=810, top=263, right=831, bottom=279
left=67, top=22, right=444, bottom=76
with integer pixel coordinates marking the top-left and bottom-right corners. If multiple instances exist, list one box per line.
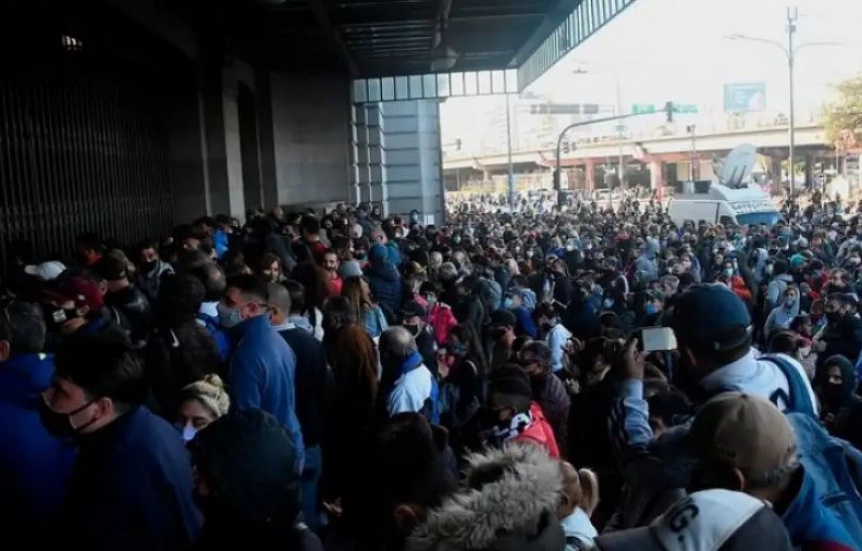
left=514, top=402, right=561, bottom=458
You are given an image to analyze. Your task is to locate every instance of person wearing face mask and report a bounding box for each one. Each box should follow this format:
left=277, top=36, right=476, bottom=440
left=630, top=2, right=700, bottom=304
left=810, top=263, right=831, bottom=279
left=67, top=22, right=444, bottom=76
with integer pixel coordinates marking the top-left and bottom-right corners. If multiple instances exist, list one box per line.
left=502, top=289, right=538, bottom=338
left=815, top=294, right=862, bottom=371
left=487, top=309, right=518, bottom=370
left=517, top=341, right=570, bottom=457
left=176, top=374, right=230, bottom=443
left=43, top=276, right=131, bottom=348
left=764, top=286, right=801, bottom=341
left=135, top=240, right=174, bottom=303
left=534, top=302, right=573, bottom=374
left=401, top=301, right=437, bottom=376
left=220, top=274, right=304, bottom=472
left=483, top=365, right=560, bottom=458
left=814, top=355, right=862, bottom=449
left=41, top=340, right=201, bottom=549
left=0, top=301, right=76, bottom=548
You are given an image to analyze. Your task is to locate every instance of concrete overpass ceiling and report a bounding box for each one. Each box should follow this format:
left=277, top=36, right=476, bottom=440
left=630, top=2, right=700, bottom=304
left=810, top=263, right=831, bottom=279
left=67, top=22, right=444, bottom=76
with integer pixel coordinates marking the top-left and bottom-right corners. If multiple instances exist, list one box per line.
left=180, top=0, right=567, bottom=77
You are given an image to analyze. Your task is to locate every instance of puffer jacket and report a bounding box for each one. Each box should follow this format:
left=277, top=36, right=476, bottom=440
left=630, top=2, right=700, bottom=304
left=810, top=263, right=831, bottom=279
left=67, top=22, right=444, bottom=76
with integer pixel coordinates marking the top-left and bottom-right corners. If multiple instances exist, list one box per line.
left=517, top=402, right=561, bottom=459
left=407, top=443, right=566, bottom=551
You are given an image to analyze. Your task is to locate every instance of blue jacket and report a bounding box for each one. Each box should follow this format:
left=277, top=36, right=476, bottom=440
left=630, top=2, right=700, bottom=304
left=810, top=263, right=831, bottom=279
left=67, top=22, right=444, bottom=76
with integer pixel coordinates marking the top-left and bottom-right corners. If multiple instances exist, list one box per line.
left=513, top=306, right=538, bottom=338
left=783, top=465, right=859, bottom=550
left=229, top=315, right=304, bottom=466
left=0, top=353, right=76, bottom=542
left=367, top=244, right=403, bottom=314
left=58, top=407, right=201, bottom=550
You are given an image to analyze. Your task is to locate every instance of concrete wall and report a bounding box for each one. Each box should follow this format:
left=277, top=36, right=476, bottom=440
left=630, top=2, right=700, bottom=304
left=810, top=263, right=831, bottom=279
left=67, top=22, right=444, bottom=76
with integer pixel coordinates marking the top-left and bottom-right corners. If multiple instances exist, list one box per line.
left=270, top=74, right=352, bottom=207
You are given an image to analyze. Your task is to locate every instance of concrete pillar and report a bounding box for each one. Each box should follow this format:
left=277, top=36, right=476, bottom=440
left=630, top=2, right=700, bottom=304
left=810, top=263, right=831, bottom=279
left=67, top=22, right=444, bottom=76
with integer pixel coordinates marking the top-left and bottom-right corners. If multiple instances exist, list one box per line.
left=367, top=104, right=386, bottom=208
left=376, top=99, right=443, bottom=223
left=650, top=159, right=665, bottom=190
left=221, top=70, right=246, bottom=220
left=585, top=159, right=596, bottom=193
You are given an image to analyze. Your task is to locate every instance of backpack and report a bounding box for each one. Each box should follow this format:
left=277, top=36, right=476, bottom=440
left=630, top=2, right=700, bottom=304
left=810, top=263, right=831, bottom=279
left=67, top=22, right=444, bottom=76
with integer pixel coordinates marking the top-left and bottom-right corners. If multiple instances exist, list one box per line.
left=759, top=355, right=818, bottom=419
left=196, top=313, right=232, bottom=363
left=786, top=413, right=862, bottom=542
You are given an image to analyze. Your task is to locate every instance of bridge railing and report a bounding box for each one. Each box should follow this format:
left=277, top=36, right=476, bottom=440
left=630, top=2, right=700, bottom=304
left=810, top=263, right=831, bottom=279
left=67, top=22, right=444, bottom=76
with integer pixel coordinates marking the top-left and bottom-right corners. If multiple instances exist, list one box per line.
left=444, top=109, right=824, bottom=159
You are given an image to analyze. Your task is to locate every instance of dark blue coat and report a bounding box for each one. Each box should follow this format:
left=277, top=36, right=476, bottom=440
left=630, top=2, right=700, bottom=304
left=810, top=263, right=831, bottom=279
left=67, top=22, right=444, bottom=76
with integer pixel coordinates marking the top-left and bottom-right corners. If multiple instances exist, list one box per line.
left=0, top=353, right=76, bottom=544
left=229, top=315, right=304, bottom=466
left=366, top=244, right=403, bottom=315
left=58, top=406, right=201, bottom=550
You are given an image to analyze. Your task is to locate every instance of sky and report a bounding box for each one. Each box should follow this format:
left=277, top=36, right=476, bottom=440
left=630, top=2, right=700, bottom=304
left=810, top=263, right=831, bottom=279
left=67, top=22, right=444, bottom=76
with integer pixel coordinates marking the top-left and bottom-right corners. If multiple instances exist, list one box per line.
left=441, top=0, right=862, bottom=146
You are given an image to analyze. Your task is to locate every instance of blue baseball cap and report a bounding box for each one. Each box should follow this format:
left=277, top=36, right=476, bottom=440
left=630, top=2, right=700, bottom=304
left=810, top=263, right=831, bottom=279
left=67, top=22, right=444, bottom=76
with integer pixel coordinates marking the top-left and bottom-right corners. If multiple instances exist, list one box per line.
left=671, top=284, right=752, bottom=351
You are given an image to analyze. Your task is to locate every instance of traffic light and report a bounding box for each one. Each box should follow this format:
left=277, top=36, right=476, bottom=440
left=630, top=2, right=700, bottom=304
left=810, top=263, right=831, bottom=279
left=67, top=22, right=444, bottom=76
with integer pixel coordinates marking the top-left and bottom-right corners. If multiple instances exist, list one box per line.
left=664, top=101, right=675, bottom=123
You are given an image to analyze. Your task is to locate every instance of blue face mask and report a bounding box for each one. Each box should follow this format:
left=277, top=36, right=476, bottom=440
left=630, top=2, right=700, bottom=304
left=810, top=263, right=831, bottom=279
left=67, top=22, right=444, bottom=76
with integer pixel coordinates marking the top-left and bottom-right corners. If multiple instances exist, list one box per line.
left=450, top=343, right=467, bottom=356
left=603, top=298, right=614, bottom=309
left=645, top=302, right=659, bottom=315
left=503, top=298, right=515, bottom=309
left=176, top=424, right=197, bottom=443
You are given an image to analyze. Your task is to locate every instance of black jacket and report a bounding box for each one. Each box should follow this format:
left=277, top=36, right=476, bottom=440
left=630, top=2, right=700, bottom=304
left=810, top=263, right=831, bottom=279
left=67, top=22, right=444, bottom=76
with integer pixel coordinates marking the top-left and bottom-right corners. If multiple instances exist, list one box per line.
left=279, top=326, right=329, bottom=449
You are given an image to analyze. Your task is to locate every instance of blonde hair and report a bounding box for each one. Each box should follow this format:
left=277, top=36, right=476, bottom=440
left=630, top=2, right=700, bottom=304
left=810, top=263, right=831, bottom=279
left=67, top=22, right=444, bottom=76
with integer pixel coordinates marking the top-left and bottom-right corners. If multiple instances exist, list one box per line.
left=558, top=461, right=600, bottom=518
left=181, top=374, right=230, bottom=418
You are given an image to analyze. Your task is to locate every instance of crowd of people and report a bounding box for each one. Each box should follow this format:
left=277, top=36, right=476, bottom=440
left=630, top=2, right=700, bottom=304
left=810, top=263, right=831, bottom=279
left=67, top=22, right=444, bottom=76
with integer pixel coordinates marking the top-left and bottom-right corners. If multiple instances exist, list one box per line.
left=2, top=191, right=862, bottom=551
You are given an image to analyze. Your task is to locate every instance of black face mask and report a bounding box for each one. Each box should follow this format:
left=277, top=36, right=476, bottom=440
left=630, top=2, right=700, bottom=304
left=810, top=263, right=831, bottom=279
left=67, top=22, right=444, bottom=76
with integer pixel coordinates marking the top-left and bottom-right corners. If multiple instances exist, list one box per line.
left=826, top=311, right=843, bottom=325
left=822, top=382, right=845, bottom=404
left=139, top=260, right=158, bottom=273
left=44, top=306, right=80, bottom=330
left=38, top=396, right=97, bottom=439
left=403, top=324, right=421, bottom=338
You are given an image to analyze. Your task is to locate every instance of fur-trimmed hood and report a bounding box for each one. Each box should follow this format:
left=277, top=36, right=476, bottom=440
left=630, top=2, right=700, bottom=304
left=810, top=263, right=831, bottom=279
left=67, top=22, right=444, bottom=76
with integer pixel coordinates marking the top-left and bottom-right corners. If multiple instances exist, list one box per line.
left=406, top=443, right=565, bottom=551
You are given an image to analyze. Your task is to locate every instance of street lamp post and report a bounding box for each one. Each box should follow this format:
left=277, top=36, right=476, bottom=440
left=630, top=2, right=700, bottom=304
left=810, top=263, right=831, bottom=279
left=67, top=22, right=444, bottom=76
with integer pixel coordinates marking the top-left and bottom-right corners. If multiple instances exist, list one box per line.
left=726, top=7, right=837, bottom=197
left=787, top=7, right=798, bottom=197
left=573, top=66, right=626, bottom=188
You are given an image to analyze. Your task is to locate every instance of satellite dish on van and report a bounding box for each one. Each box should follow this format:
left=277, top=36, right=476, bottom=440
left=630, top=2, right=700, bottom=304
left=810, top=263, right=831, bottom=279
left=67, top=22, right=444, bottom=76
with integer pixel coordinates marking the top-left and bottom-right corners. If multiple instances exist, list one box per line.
left=719, top=144, right=758, bottom=188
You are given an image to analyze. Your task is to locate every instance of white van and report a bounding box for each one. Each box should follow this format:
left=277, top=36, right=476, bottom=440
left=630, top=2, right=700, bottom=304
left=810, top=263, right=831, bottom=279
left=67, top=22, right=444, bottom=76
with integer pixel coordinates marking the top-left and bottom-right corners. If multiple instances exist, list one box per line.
left=667, top=143, right=781, bottom=227
left=667, top=182, right=780, bottom=226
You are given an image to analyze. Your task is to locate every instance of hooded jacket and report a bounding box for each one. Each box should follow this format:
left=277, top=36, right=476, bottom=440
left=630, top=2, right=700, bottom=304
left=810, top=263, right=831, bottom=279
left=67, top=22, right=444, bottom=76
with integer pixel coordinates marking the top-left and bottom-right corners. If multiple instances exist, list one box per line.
left=407, top=443, right=565, bottom=551
left=366, top=244, right=403, bottom=315
left=764, top=291, right=801, bottom=338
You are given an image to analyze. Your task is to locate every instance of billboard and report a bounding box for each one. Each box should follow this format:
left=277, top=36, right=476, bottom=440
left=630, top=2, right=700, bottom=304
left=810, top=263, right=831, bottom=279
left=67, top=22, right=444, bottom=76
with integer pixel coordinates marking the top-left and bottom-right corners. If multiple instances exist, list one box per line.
left=724, top=83, right=766, bottom=113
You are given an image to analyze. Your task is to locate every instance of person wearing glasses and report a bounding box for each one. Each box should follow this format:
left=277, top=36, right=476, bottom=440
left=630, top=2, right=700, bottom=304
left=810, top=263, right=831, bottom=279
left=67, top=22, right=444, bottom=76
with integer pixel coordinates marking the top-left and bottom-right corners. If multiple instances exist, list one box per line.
left=219, top=274, right=304, bottom=473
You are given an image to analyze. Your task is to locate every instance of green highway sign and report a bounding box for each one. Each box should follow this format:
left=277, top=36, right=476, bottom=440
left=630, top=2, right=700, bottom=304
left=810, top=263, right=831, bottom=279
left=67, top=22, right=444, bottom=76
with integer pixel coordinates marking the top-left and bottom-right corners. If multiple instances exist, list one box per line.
left=632, top=103, right=698, bottom=115
left=631, top=104, right=657, bottom=114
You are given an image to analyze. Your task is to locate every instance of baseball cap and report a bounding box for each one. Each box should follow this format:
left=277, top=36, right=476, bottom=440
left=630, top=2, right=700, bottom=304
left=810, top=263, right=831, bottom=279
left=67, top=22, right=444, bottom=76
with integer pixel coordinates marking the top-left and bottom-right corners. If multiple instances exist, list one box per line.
left=488, top=309, right=517, bottom=328
left=688, top=393, right=797, bottom=478
left=53, top=277, right=103, bottom=313
left=24, top=261, right=67, bottom=282
left=93, top=255, right=128, bottom=282
left=670, top=284, right=751, bottom=351
left=594, top=489, right=793, bottom=551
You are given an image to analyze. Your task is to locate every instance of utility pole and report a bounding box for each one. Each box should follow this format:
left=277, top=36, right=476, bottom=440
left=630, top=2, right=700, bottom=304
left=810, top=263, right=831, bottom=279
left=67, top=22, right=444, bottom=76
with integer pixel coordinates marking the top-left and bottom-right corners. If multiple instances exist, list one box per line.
left=787, top=6, right=798, bottom=197
left=687, top=125, right=698, bottom=180
left=615, top=80, right=625, bottom=189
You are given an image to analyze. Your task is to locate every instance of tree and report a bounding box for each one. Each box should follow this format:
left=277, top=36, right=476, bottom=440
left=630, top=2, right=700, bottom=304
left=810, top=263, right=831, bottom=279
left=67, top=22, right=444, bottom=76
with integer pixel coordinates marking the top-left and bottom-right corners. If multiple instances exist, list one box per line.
left=823, top=75, right=862, bottom=150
